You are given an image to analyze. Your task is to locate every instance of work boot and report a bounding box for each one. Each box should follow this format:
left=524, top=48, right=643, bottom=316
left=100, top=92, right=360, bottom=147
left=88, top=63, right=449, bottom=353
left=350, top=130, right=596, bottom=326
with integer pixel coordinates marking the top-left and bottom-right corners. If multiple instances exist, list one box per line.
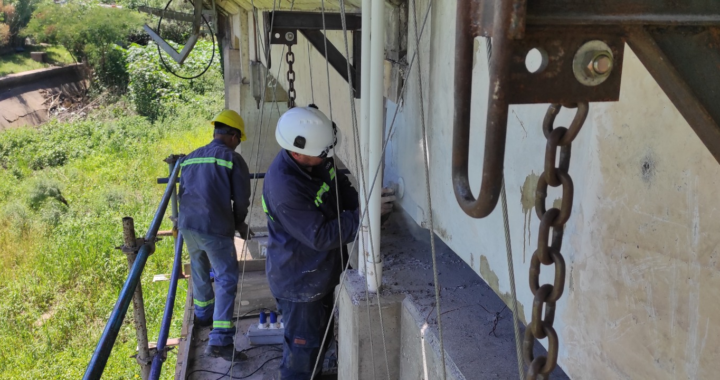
left=203, top=344, right=247, bottom=362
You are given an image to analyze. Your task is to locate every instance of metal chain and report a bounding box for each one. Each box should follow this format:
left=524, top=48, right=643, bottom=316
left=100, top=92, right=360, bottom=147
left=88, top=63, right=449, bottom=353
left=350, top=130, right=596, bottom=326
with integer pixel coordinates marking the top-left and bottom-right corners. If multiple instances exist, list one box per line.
left=286, top=45, right=296, bottom=108
left=523, top=102, right=589, bottom=379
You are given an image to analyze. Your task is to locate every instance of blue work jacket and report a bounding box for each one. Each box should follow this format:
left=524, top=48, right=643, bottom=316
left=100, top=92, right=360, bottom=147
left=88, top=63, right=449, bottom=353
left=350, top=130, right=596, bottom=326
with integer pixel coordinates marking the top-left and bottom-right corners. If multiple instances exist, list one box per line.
left=178, top=139, right=251, bottom=238
left=263, top=150, right=360, bottom=302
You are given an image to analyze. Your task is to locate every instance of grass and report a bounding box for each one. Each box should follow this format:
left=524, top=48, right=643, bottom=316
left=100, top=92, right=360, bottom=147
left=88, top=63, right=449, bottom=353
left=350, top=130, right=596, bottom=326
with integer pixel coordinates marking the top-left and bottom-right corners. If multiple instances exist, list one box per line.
left=0, top=45, right=75, bottom=77
left=0, top=86, right=222, bottom=378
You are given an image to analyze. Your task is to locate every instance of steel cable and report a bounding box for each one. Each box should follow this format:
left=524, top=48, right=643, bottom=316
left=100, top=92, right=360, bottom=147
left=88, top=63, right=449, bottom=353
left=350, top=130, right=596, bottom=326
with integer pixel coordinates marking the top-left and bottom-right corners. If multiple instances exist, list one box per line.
left=410, top=0, right=447, bottom=377
left=230, top=0, right=292, bottom=374
left=310, top=1, right=434, bottom=378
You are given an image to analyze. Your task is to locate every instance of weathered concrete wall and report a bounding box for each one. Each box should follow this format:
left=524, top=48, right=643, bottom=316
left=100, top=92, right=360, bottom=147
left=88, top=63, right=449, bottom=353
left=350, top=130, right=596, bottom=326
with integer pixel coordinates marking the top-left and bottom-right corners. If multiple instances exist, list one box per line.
left=337, top=270, right=466, bottom=380
left=383, top=0, right=720, bottom=378
left=229, top=0, right=720, bottom=378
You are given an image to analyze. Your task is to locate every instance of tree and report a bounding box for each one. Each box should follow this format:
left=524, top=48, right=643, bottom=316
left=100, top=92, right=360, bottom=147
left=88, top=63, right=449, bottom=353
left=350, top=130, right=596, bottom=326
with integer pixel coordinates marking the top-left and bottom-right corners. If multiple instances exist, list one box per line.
left=25, top=2, right=145, bottom=91
left=0, top=0, right=14, bottom=46
left=1, top=0, right=39, bottom=46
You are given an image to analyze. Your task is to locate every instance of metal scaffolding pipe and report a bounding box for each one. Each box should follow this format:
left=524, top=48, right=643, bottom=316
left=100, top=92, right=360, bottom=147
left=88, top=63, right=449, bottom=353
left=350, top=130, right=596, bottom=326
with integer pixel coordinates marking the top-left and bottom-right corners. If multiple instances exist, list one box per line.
left=358, top=0, right=372, bottom=275
left=83, top=161, right=182, bottom=380
left=148, top=232, right=184, bottom=380
left=366, top=0, right=385, bottom=293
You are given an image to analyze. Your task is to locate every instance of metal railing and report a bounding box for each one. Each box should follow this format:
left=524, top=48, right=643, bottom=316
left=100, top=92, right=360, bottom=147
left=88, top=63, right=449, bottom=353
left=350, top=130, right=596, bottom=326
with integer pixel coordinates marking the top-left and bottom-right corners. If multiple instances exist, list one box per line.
left=83, top=156, right=182, bottom=380
left=85, top=154, right=350, bottom=379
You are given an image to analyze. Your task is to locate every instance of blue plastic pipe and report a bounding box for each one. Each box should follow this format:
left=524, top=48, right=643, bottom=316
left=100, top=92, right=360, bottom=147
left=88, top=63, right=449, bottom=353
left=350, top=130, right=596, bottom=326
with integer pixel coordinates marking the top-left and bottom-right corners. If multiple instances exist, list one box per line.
left=83, top=161, right=182, bottom=380
left=148, top=231, right=184, bottom=380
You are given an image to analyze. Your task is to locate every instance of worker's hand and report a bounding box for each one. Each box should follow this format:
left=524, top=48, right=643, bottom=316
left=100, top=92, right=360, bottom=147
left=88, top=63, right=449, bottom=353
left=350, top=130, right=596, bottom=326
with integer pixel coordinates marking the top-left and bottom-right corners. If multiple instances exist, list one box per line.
left=380, top=188, right=396, bottom=217
left=237, top=222, right=255, bottom=240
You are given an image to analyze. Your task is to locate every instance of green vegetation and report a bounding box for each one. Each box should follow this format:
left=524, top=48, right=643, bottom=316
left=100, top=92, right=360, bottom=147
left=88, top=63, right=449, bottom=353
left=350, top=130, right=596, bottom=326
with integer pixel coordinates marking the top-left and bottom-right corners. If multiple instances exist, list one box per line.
left=0, top=44, right=73, bottom=76
left=24, top=2, right=145, bottom=89
left=1, top=0, right=42, bottom=48
left=0, top=33, right=223, bottom=379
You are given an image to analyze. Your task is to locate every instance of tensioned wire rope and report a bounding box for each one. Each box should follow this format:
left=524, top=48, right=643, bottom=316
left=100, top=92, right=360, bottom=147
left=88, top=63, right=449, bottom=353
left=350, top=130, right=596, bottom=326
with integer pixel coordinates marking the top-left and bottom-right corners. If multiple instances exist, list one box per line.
left=319, top=0, right=398, bottom=378
left=310, top=0, right=435, bottom=377
left=409, top=0, right=447, bottom=376
left=484, top=36, right=525, bottom=380
left=228, top=1, right=433, bottom=378
left=315, top=0, right=390, bottom=378
left=230, top=0, right=296, bottom=374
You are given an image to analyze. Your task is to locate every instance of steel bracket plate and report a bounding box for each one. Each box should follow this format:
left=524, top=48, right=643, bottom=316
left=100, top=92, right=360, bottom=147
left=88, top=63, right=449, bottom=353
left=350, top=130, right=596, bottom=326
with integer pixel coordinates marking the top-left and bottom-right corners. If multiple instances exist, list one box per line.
left=264, top=11, right=362, bottom=98
left=507, top=27, right=625, bottom=104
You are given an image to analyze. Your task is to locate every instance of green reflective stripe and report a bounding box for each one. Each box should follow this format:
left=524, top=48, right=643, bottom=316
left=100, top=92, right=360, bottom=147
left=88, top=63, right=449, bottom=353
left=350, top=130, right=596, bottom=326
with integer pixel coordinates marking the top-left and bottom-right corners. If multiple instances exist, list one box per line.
left=329, top=167, right=336, bottom=180
left=314, top=183, right=330, bottom=207
left=180, top=157, right=233, bottom=169
left=262, top=195, right=274, bottom=221
left=194, top=298, right=215, bottom=308
left=213, top=321, right=234, bottom=329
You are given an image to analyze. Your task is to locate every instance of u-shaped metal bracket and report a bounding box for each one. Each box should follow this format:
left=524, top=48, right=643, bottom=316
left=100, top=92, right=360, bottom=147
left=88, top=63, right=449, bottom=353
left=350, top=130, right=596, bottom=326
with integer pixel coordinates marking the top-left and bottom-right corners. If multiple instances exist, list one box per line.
left=452, top=0, right=519, bottom=218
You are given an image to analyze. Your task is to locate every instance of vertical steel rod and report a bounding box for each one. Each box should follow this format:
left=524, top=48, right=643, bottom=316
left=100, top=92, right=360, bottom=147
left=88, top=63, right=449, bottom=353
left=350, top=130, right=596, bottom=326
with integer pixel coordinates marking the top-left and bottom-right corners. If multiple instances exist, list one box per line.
left=122, top=217, right=151, bottom=380
left=168, top=160, right=179, bottom=228
left=148, top=232, right=184, bottom=379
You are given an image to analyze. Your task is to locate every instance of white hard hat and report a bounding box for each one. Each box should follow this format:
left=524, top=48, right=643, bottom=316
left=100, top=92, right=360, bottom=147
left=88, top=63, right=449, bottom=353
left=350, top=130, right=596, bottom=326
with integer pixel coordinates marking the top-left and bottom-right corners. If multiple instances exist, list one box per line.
left=275, top=106, right=338, bottom=157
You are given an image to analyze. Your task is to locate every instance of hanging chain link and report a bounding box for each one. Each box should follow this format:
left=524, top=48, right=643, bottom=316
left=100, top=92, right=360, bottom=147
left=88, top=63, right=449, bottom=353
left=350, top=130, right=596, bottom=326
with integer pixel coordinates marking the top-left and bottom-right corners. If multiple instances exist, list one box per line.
left=523, top=102, right=589, bottom=380
left=286, top=45, right=296, bottom=108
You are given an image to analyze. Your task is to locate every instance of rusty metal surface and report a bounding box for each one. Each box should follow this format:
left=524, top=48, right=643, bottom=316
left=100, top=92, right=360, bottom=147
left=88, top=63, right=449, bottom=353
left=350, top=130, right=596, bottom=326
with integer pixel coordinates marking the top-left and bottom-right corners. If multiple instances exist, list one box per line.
left=523, top=104, right=588, bottom=379
left=527, top=0, right=720, bottom=26
left=452, top=0, right=514, bottom=218
left=479, top=0, right=720, bottom=29
left=626, top=26, right=720, bottom=165
left=507, top=27, right=625, bottom=104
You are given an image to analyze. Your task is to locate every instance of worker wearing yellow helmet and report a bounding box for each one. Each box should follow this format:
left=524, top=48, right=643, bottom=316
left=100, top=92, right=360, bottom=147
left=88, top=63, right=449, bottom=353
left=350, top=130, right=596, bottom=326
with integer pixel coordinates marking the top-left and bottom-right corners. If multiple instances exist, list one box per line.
left=211, top=109, right=247, bottom=142
left=178, top=109, right=251, bottom=361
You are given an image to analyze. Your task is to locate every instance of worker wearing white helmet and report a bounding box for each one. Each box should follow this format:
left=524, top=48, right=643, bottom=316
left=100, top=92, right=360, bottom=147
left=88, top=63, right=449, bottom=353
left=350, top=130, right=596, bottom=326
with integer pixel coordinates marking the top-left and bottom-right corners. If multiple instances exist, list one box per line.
left=262, top=105, right=359, bottom=379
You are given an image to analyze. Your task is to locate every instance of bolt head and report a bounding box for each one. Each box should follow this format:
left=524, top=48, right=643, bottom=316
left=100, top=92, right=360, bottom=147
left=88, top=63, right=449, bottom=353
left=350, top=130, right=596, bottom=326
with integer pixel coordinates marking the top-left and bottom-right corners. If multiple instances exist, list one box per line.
left=285, top=32, right=295, bottom=42
left=588, top=54, right=613, bottom=75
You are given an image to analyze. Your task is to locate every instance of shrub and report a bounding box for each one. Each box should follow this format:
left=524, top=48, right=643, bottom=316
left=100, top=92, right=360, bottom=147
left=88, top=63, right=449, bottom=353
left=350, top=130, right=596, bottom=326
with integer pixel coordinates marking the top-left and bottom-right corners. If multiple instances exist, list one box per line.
left=88, top=43, right=129, bottom=93
left=27, top=178, right=67, bottom=209
left=125, top=39, right=222, bottom=121
left=24, top=3, right=144, bottom=90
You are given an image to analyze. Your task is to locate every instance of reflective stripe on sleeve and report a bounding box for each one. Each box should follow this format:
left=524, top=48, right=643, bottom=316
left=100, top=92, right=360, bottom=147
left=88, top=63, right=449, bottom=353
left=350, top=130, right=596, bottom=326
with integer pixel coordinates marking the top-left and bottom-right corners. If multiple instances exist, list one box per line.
left=180, top=157, right=233, bottom=169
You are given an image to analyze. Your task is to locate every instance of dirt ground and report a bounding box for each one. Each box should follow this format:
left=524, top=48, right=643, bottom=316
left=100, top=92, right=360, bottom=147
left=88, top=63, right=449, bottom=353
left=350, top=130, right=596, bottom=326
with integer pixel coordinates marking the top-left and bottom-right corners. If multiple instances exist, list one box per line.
left=0, top=70, right=85, bottom=129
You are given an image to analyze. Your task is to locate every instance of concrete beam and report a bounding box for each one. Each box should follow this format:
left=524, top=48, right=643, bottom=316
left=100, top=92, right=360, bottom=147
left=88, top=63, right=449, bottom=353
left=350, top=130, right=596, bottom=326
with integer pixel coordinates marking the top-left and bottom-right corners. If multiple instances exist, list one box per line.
left=338, top=270, right=404, bottom=380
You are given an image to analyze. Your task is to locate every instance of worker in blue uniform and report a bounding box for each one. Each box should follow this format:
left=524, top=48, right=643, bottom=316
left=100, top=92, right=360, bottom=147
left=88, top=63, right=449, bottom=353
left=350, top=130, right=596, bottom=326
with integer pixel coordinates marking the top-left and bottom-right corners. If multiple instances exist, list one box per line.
left=262, top=106, right=360, bottom=379
left=178, top=109, right=251, bottom=361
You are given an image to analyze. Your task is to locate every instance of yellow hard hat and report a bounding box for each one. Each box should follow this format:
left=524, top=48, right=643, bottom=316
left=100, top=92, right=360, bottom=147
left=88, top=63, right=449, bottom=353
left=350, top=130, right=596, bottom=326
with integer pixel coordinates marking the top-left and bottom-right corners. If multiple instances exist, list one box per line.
left=211, top=110, right=247, bottom=142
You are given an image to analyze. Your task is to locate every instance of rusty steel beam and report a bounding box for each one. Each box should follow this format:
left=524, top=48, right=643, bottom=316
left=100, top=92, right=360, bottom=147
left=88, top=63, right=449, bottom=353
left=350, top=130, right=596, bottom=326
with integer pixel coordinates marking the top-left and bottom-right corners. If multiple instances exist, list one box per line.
left=527, top=1, right=720, bottom=26
left=454, top=0, right=720, bottom=219
left=476, top=1, right=720, bottom=37
left=626, top=27, right=720, bottom=165
left=506, top=26, right=625, bottom=104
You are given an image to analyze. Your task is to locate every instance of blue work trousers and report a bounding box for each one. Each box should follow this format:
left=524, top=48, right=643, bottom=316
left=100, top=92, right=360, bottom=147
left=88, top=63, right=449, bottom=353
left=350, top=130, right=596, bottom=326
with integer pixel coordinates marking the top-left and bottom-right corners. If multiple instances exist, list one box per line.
left=276, top=293, right=334, bottom=380
left=181, top=229, right=239, bottom=347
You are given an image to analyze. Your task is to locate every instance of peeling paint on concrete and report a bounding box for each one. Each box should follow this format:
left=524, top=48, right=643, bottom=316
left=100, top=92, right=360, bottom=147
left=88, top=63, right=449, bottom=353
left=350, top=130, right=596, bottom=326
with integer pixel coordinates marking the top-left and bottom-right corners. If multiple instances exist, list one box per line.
left=436, top=225, right=452, bottom=242
left=520, top=172, right=539, bottom=263
left=552, top=197, right=563, bottom=210
left=559, top=46, right=720, bottom=380
left=480, top=255, right=526, bottom=324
